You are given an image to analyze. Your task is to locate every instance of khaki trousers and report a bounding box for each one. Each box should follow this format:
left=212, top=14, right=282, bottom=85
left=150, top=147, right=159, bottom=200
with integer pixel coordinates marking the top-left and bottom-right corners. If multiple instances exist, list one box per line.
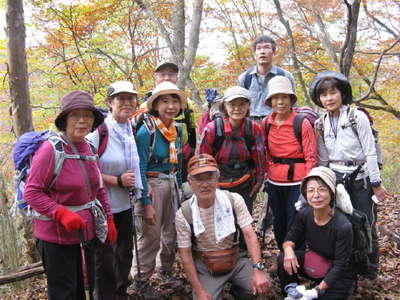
left=131, top=177, right=177, bottom=280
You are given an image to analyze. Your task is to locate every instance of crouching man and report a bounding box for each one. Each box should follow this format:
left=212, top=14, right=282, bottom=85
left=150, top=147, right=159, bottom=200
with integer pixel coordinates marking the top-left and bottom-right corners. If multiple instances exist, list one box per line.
left=175, top=154, right=270, bottom=299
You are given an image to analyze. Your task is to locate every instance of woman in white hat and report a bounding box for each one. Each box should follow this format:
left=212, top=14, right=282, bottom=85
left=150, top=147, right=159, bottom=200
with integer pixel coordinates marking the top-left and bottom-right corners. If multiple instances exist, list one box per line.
left=261, top=76, right=317, bottom=250
left=199, top=86, right=265, bottom=215
left=131, top=81, right=186, bottom=299
left=86, top=81, right=143, bottom=299
left=278, top=166, right=356, bottom=299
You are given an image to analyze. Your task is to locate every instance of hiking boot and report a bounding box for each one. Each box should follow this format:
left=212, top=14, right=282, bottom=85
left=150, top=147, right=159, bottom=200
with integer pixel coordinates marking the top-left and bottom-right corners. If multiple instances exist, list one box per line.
left=134, top=280, right=161, bottom=300
left=157, top=270, right=182, bottom=288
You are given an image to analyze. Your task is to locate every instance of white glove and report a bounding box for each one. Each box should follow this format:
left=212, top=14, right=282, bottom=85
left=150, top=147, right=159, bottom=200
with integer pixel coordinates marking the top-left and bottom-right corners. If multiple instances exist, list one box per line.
left=294, top=195, right=307, bottom=211
left=296, top=285, right=319, bottom=300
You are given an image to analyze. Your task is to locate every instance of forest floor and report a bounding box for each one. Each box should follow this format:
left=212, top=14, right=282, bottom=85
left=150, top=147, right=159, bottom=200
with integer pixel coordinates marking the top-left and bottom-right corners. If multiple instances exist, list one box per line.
left=2, top=195, right=400, bottom=300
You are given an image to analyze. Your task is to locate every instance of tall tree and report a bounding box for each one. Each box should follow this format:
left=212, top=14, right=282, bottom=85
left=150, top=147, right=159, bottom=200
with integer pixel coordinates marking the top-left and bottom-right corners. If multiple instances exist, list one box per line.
left=6, top=0, right=33, bottom=136
left=134, top=0, right=204, bottom=107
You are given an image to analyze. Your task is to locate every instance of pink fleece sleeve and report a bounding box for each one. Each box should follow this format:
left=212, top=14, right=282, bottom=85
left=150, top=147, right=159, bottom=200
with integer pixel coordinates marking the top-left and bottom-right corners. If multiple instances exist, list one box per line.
left=23, top=141, right=60, bottom=218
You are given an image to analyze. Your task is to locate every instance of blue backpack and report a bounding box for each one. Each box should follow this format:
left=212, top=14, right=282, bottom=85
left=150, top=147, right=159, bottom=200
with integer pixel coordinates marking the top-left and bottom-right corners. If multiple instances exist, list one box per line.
left=11, top=130, right=97, bottom=218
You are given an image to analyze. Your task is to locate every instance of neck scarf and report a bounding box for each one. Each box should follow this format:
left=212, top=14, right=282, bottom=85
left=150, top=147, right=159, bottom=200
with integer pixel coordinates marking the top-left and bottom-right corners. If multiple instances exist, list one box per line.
left=106, top=114, right=143, bottom=196
left=190, top=189, right=236, bottom=243
left=152, top=116, right=178, bottom=164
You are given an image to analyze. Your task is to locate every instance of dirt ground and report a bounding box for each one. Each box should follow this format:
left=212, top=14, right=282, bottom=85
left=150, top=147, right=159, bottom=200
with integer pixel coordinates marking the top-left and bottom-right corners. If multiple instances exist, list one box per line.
left=2, top=195, right=400, bottom=300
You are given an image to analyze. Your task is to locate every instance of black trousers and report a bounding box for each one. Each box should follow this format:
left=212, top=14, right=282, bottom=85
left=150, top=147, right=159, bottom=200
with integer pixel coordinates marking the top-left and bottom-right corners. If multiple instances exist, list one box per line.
left=267, top=183, right=300, bottom=250
left=94, top=208, right=133, bottom=299
left=38, top=238, right=96, bottom=300
left=277, top=251, right=356, bottom=299
left=221, top=177, right=254, bottom=214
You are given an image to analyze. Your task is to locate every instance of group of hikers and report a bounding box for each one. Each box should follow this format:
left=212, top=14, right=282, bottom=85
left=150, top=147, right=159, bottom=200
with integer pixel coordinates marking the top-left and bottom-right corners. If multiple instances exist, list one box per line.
left=20, top=34, right=392, bottom=300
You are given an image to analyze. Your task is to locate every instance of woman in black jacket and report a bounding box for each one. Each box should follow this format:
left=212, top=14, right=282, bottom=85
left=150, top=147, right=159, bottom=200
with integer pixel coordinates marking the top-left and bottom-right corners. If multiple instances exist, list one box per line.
left=278, top=167, right=355, bottom=299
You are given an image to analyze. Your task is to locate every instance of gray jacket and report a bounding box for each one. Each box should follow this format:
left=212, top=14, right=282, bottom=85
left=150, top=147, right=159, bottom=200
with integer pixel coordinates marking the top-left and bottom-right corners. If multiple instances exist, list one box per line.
left=238, top=65, right=295, bottom=117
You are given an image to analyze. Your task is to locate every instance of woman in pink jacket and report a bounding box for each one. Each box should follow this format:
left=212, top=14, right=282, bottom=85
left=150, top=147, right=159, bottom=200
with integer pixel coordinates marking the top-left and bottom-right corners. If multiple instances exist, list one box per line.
left=24, top=91, right=116, bottom=299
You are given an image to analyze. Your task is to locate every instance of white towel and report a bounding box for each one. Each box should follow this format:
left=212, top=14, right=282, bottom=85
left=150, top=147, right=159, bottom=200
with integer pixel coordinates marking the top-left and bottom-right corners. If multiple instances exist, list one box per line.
left=335, top=184, right=353, bottom=214
left=190, top=189, right=236, bottom=243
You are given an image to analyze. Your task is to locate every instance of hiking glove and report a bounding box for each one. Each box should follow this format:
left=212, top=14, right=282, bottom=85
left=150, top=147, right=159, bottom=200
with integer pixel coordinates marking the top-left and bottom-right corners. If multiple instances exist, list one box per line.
left=284, top=283, right=302, bottom=299
left=106, top=217, right=117, bottom=245
left=55, top=206, right=86, bottom=232
left=296, top=285, right=318, bottom=299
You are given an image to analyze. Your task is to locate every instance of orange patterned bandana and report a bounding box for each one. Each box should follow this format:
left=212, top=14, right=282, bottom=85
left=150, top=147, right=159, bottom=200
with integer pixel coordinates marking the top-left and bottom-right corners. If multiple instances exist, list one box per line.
left=152, top=116, right=178, bottom=164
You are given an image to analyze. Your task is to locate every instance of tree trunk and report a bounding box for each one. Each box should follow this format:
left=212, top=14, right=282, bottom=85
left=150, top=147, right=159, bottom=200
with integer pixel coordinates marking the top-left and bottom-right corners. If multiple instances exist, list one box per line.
left=339, top=0, right=361, bottom=77
left=172, top=0, right=185, bottom=66
left=6, top=0, right=33, bottom=137
left=134, top=0, right=204, bottom=106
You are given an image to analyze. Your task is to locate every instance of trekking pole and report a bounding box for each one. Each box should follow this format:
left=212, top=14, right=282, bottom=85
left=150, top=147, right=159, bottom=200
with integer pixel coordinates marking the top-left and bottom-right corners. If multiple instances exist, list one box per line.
left=261, top=198, right=270, bottom=250
left=78, top=230, right=90, bottom=300
left=129, top=189, right=142, bottom=280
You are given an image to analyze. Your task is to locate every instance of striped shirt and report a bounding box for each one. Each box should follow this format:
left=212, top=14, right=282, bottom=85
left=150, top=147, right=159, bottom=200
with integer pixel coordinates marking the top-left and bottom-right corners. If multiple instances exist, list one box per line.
left=175, top=192, right=253, bottom=251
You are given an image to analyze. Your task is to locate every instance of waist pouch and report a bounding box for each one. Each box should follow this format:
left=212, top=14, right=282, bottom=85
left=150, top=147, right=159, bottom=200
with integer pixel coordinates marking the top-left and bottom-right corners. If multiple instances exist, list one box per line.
left=91, top=199, right=108, bottom=243
left=304, top=250, right=332, bottom=279
left=196, top=246, right=239, bottom=276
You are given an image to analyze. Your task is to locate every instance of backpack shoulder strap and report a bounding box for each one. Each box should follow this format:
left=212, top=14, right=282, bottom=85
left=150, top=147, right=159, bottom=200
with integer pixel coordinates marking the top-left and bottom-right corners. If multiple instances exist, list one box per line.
left=46, top=136, right=67, bottom=192
left=293, top=114, right=306, bottom=153
left=348, top=107, right=359, bottom=137
left=213, top=116, right=225, bottom=155
left=265, top=118, right=272, bottom=153
left=315, top=113, right=327, bottom=143
left=97, top=122, right=108, bottom=157
left=141, top=113, right=157, bottom=160
left=243, top=68, right=253, bottom=89
left=181, top=199, right=196, bottom=247
left=181, top=199, right=193, bottom=225
left=275, top=67, right=285, bottom=77
left=244, top=118, right=254, bottom=152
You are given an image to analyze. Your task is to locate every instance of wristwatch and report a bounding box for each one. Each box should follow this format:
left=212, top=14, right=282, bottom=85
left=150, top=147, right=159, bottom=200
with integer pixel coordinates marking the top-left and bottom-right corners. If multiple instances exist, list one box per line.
left=371, top=181, right=381, bottom=188
left=252, top=261, right=265, bottom=270
left=315, top=286, right=326, bottom=296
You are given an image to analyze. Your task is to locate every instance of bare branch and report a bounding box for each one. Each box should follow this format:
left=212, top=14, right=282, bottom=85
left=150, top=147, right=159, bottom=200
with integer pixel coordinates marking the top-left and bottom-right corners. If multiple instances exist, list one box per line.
left=273, top=0, right=312, bottom=106
left=362, top=0, right=399, bottom=38
left=309, top=0, right=340, bottom=70
left=356, top=36, right=400, bottom=102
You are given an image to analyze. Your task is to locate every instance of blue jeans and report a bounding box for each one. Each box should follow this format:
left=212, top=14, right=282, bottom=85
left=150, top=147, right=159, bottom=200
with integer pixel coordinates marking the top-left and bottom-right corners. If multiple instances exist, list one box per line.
left=267, top=183, right=300, bottom=249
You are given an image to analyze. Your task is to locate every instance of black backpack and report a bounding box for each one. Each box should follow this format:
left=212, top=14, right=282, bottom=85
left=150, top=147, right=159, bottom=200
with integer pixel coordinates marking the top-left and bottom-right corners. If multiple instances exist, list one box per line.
left=213, top=115, right=254, bottom=155
left=336, top=208, right=373, bottom=275
left=243, top=67, right=285, bottom=89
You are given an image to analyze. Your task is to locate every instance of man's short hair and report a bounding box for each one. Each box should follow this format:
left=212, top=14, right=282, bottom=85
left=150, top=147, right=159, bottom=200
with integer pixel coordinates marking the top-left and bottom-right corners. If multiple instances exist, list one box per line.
left=252, top=35, right=276, bottom=52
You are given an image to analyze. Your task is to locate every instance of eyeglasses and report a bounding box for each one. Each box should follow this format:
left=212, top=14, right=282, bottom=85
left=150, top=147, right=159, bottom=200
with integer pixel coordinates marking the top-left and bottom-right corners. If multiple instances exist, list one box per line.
left=68, top=111, right=95, bottom=122
left=306, top=187, right=329, bottom=195
left=115, top=95, right=137, bottom=103
left=225, top=101, right=249, bottom=109
left=189, top=174, right=218, bottom=184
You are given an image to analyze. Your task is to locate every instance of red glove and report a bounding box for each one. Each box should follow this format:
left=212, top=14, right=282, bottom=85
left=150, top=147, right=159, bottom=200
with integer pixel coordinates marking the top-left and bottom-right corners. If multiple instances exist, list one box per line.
left=54, top=206, right=86, bottom=232
left=106, top=217, right=117, bottom=245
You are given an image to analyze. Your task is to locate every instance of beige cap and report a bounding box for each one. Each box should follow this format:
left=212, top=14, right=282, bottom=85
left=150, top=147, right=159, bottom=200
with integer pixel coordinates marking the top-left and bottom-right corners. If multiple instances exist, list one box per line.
left=223, top=86, right=251, bottom=103
left=147, top=81, right=187, bottom=110
left=155, top=61, right=179, bottom=73
left=300, top=167, right=336, bottom=198
left=265, top=75, right=297, bottom=106
left=107, top=81, right=137, bottom=97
